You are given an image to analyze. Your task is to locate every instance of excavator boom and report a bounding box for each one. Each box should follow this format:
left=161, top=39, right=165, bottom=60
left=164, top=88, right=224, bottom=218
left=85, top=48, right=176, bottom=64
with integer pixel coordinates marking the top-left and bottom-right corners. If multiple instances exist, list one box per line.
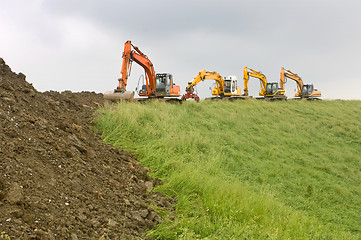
left=182, top=70, right=224, bottom=101
left=281, top=67, right=303, bottom=97
left=117, top=40, right=156, bottom=97
left=192, top=70, right=224, bottom=93
left=243, top=67, right=267, bottom=96
left=118, top=41, right=132, bottom=91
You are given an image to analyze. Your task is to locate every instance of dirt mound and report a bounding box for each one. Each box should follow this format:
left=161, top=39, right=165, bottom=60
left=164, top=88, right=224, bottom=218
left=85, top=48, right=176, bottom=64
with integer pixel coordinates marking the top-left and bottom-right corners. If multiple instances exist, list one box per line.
left=0, top=58, right=174, bottom=239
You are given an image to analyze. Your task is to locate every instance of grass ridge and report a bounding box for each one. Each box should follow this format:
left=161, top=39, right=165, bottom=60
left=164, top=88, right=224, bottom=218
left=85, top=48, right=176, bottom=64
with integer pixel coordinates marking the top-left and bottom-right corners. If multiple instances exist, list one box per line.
left=96, top=100, right=361, bottom=239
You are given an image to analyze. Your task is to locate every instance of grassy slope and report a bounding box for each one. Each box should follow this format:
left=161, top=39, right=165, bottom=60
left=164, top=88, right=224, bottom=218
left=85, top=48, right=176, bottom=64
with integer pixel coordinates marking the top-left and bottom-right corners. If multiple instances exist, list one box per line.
left=95, top=100, right=361, bottom=239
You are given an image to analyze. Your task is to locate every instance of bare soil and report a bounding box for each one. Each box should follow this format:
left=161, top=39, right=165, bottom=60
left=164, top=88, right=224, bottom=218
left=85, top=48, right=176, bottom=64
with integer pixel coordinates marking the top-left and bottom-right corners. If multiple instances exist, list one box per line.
left=0, top=58, right=174, bottom=239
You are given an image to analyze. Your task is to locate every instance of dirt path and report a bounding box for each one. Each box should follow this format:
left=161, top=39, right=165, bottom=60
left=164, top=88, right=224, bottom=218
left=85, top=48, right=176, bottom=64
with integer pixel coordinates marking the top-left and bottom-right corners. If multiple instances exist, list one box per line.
left=0, top=58, right=174, bottom=239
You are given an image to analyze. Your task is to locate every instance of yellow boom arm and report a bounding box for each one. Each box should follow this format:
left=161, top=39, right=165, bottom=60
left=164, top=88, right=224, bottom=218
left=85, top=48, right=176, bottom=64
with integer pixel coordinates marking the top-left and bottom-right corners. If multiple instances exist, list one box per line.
left=186, top=70, right=225, bottom=95
left=243, top=67, right=267, bottom=96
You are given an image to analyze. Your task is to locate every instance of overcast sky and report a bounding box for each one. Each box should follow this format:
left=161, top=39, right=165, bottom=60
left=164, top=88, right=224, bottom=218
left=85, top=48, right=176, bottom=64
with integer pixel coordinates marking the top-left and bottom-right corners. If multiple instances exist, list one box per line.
left=1, top=0, right=361, bottom=99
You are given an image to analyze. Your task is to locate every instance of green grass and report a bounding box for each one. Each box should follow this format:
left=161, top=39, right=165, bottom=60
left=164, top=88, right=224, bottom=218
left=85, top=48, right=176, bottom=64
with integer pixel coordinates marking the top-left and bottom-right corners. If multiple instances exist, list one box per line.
left=95, top=99, right=361, bottom=239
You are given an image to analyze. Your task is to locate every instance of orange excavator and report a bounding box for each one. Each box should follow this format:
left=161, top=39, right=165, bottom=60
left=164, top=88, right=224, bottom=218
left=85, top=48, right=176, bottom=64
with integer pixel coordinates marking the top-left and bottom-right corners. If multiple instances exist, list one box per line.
left=280, top=67, right=321, bottom=100
left=104, top=40, right=180, bottom=102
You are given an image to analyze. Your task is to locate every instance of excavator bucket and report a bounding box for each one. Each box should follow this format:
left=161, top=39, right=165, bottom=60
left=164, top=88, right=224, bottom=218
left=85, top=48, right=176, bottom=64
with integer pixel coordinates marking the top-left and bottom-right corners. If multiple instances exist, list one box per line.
left=103, top=91, right=135, bottom=102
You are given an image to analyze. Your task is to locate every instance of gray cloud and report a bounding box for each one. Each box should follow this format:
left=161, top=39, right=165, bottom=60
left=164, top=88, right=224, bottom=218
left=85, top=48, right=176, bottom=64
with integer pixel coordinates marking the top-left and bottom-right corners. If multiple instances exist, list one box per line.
left=1, top=0, right=360, bottom=99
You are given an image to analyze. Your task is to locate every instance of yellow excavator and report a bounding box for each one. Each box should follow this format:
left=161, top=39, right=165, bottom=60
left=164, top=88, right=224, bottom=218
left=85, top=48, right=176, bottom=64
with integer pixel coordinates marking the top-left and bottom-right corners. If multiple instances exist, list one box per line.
left=181, top=70, right=245, bottom=101
left=243, top=67, right=286, bottom=100
left=280, top=67, right=321, bottom=100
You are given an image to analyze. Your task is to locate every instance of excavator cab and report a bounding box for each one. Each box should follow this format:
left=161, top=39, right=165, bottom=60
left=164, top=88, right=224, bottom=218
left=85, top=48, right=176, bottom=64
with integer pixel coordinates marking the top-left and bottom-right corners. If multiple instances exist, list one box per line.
left=139, top=73, right=180, bottom=98
left=265, top=83, right=279, bottom=95
left=301, top=84, right=321, bottom=99
left=301, top=84, right=314, bottom=96
left=223, top=76, right=237, bottom=94
left=138, top=73, right=171, bottom=97
left=222, top=76, right=242, bottom=96
left=154, top=73, right=180, bottom=97
left=155, top=73, right=169, bottom=96
left=265, top=82, right=286, bottom=99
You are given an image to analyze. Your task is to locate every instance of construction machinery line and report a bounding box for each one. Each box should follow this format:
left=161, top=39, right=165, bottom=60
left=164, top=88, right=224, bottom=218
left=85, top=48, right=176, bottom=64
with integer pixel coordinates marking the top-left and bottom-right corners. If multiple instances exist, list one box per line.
left=105, top=40, right=322, bottom=102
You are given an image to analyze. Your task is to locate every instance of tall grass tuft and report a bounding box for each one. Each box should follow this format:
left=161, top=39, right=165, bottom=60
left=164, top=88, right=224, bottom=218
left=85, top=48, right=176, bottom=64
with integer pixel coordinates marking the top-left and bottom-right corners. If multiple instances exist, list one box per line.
left=95, top=99, right=361, bottom=239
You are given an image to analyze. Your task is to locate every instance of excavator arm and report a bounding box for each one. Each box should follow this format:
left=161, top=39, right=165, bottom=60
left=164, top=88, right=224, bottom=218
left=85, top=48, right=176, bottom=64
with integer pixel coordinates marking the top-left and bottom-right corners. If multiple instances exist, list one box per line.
left=243, top=67, right=267, bottom=96
left=280, top=67, right=303, bottom=97
left=117, top=41, right=132, bottom=92
left=118, top=41, right=156, bottom=97
left=186, top=70, right=224, bottom=92
left=182, top=70, right=225, bottom=101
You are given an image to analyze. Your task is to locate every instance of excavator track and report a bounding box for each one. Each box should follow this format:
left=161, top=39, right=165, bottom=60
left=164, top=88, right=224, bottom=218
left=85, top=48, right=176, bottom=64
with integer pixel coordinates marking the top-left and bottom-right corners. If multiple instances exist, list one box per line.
left=205, top=96, right=252, bottom=101
left=135, top=98, right=182, bottom=104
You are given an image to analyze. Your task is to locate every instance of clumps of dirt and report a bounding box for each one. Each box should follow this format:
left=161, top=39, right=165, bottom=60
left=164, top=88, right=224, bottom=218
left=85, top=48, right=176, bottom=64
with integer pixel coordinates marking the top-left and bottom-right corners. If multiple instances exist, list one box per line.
left=0, top=58, right=175, bottom=239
